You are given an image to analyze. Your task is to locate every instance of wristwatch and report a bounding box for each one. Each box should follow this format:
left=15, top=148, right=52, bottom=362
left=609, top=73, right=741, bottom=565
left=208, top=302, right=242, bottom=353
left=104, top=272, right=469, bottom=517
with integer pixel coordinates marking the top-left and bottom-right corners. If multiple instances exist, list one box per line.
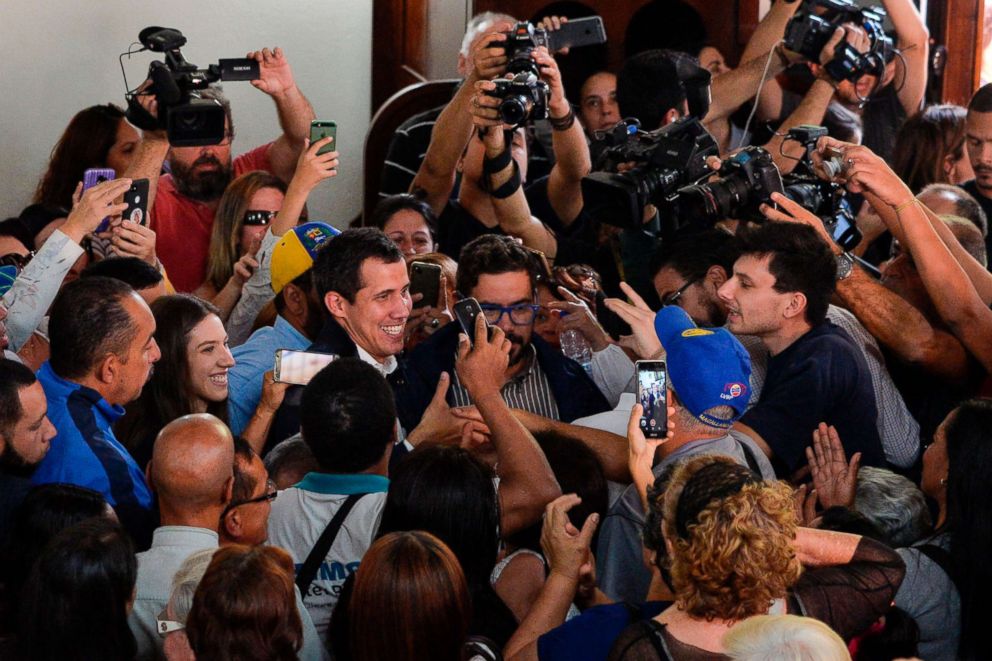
left=835, top=252, right=855, bottom=281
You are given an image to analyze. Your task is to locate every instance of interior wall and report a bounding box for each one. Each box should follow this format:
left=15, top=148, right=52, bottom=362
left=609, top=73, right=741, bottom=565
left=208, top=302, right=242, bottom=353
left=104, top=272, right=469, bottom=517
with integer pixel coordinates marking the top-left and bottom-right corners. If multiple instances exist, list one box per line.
left=0, top=0, right=373, bottom=228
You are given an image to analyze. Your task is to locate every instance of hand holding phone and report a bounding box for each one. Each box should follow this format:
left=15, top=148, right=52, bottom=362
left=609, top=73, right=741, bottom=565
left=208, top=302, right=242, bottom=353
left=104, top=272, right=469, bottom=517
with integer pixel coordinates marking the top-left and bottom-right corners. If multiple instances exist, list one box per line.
left=83, top=168, right=117, bottom=233
left=454, top=304, right=510, bottom=398
left=410, top=261, right=443, bottom=309
left=454, top=297, right=488, bottom=346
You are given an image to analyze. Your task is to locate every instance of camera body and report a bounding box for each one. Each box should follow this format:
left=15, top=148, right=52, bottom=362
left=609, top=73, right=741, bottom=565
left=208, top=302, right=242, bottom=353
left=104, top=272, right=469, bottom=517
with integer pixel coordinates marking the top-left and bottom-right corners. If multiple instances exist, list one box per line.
left=125, top=27, right=258, bottom=146
left=784, top=0, right=894, bottom=82
left=671, top=125, right=862, bottom=251
left=581, top=118, right=719, bottom=228
left=502, top=21, right=550, bottom=76
left=487, top=72, right=550, bottom=128
left=674, top=146, right=784, bottom=223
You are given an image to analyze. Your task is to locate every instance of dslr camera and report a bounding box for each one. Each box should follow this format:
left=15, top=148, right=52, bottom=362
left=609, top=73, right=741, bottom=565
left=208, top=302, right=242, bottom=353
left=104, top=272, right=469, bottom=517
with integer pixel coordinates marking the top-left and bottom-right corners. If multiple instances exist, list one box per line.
left=581, top=118, right=719, bottom=228
left=784, top=0, right=894, bottom=82
left=124, top=27, right=259, bottom=146
left=672, top=125, right=861, bottom=251
left=486, top=22, right=551, bottom=127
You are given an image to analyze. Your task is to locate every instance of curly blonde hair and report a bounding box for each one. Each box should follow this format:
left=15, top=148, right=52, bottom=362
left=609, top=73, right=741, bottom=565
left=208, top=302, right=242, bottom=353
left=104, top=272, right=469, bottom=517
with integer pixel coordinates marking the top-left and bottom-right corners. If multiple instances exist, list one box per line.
left=659, top=455, right=801, bottom=622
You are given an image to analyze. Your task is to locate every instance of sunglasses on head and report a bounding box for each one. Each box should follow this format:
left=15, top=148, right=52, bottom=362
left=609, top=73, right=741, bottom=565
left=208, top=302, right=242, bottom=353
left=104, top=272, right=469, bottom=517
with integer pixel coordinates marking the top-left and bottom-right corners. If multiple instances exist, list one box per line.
left=243, top=210, right=278, bottom=227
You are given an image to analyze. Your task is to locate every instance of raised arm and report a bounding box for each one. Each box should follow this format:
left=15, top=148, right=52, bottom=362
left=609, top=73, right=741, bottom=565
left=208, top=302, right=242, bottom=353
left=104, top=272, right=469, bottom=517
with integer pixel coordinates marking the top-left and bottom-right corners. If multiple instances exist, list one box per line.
left=411, top=29, right=509, bottom=215
left=456, top=314, right=561, bottom=537
left=533, top=46, right=591, bottom=226
left=761, top=192, right=973, bottom=383
left=882, top=0, right=929, bottom=116
left=705, top=50, right=788, bottom=126
left=247, top=47, right=316, bottom=184
left=470, top=81, right=559, bottom=257
left=741, top=0, right=803, bottom=122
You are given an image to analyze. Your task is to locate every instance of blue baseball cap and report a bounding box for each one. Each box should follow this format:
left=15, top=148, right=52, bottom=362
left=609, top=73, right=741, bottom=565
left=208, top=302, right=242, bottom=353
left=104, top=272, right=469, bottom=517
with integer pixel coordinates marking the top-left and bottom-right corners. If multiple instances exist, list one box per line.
left=654, top=305, right=751, bottom=429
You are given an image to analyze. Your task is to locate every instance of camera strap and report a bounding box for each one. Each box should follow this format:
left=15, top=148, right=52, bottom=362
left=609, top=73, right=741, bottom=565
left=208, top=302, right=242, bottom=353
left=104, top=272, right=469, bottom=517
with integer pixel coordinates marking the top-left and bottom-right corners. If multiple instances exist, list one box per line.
left=482, top=135, right=514, bottom=175
left=483, top=137, right=522, bottom=200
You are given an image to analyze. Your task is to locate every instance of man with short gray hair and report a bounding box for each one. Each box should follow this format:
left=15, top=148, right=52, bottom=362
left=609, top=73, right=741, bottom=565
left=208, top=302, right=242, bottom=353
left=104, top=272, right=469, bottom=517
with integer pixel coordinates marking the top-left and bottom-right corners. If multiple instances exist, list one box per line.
left=854, top=466, right=932, bottom=548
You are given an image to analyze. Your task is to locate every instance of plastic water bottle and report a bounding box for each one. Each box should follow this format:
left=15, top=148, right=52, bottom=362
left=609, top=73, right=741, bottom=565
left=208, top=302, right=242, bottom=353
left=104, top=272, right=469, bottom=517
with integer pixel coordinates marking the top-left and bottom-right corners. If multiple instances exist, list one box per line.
left=560, top=329, right=593, bottom=373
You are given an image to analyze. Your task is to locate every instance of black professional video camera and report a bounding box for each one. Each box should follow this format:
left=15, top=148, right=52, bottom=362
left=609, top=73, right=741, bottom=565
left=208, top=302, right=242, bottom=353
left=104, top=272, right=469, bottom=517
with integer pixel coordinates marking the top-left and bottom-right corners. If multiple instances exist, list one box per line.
left=671, top=125, right=861, bottom=251
left=487, top=72, right=549, bottom=128
left=581, top=118, right=719, bottom=228
left=784, top=0, right=894, bottom=82
left=124, top=27, right=259, bottom=146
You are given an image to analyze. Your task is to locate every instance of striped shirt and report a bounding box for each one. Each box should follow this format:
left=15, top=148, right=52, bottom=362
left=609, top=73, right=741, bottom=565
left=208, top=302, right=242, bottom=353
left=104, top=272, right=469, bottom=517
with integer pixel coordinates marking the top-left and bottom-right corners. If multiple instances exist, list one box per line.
left=449, top=345, right=559, bottom=419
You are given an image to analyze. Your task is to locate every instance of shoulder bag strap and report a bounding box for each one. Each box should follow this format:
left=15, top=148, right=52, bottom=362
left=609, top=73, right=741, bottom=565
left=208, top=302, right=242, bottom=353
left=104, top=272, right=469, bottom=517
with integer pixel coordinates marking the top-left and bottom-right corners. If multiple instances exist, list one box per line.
left=295, top=493, right=367, bottom=595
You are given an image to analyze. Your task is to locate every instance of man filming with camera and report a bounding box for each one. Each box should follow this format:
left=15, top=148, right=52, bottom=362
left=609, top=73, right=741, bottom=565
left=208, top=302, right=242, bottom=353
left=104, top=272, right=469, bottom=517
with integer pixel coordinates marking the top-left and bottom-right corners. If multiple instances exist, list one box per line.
left=125, top=42, right=317, bottom=293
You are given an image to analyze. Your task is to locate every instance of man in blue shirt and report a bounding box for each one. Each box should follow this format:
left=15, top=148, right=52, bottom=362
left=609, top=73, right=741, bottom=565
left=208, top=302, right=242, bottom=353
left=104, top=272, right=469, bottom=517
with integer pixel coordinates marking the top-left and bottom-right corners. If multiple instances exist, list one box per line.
left=32, top=276, right=161, bottom=546
left=228, top=222, right=337, bottom=436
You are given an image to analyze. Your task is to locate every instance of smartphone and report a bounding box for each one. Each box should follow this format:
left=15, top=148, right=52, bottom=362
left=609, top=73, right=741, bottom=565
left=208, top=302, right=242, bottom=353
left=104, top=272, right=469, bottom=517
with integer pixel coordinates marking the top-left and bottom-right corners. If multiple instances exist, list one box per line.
left=121, top=179, right=150, bottom=227
left=409, top=261, right=442, bottom=309
left=310, top=120, right=337, bottom=156
left=273, top=349, right=337, bottom=386
left=83, top=168, right=116, bottom=233
left=454, top=297, right=489, bottom=345
left=547, top=16, right=607, bottom=51
left=636, top=360, right=668, bottom=438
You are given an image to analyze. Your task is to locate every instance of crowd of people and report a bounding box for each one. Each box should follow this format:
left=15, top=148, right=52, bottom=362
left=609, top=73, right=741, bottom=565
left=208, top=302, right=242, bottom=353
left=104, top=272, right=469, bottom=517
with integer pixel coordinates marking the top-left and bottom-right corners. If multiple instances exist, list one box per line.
left=2, top=0, right=991, bottom=659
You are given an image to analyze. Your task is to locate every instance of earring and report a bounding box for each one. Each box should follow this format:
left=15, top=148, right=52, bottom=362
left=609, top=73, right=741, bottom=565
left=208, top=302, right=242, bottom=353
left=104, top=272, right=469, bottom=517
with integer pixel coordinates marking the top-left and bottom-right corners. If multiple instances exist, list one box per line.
left=940, top=477, right=948, bottom=487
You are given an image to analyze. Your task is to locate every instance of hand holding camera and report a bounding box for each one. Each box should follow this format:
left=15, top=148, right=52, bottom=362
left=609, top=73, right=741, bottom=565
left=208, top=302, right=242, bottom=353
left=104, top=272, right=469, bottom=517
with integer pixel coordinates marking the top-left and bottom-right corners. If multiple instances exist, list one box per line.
left=246, top=47, right=296, bottom=98
left=470, top=30, right=509, bottom=81
left=816, top=136, right=914, bottom=207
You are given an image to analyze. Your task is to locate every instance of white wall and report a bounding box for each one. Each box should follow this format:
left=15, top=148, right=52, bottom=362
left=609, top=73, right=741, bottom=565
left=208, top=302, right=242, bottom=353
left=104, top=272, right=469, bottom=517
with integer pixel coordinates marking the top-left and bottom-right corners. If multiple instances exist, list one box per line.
left=0, top=0, right=373, bottom=227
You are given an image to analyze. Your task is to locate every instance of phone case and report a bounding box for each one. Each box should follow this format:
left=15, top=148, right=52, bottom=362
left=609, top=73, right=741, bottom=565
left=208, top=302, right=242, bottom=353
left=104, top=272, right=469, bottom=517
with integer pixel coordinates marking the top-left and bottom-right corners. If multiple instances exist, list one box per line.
left=83, top=169, right=117, bottom=233
left=122, top=179, right=150, bottom=227
left=453, top=298, right=486, bottom=345
left=274, top=349, right=337, bottom=386
left=548, top=16, right=607, bottom=51
left=310, top=121, right=337, bottom=156
left=410, top=261, right=442, bottom=308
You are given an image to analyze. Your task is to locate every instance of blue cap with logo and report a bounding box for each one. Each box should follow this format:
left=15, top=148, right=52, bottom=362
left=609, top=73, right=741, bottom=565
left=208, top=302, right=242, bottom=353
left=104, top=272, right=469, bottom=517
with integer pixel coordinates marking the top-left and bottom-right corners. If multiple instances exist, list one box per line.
left=653, top=305, right=751, bottom=429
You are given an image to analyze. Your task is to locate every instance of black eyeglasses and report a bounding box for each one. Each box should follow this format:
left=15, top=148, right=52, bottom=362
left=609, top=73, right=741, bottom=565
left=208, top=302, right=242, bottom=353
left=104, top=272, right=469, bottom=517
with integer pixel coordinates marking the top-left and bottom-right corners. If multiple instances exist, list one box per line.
left=661, top=278, right=698, bottom=307
left=0, top=251, right=33, bottom=270
left=243, top=210, right=278, bottom=226
left=221, top=480, right=277, bottom=520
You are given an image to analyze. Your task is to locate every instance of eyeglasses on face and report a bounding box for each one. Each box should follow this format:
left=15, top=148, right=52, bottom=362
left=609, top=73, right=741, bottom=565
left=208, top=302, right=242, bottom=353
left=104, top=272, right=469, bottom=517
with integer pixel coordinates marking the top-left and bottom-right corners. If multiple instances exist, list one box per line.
left=480, top=303, right=541, bottom=325
left=221, top=480, right=278, bottom=520
left=661, top=278, right=698, bottom=307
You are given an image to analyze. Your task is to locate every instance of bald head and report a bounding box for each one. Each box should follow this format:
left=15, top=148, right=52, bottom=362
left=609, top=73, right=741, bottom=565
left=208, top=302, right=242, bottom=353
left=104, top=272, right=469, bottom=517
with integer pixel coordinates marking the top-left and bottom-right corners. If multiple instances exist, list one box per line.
left=150, top=414, right=235, bottom=519
left=940, top=214, right=988, bottom=267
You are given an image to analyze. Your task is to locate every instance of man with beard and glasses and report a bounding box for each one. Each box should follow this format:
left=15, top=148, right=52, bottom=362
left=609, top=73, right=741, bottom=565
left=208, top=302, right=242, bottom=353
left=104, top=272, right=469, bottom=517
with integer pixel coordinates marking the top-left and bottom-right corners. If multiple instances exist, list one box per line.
left=125, top=48, right=317, bottom=292
left=396, top=234, right=610, bottom=432
left=0, top=359, right=57, bottom=547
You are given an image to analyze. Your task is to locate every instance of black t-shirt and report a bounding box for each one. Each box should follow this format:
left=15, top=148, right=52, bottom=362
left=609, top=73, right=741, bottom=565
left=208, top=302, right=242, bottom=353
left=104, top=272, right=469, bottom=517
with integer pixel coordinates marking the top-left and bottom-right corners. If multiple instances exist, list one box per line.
left=436, top=200, right=502, bottom=260
left=960, top=179, right=992, bottom=270
left=862, top=83, right=907, bottom=163
left=740, top=321, right=885, bottom=475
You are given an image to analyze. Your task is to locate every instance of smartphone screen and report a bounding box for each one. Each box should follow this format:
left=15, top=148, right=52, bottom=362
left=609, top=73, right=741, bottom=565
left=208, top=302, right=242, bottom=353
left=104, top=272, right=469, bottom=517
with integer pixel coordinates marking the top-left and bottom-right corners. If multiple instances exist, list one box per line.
left=636, top=360, right=668, bottom=438
left=310, top=120, right=337, bottom=156
left=274, top=350, right=337, bottom=386
left=410, top=261, right=442, bottom=309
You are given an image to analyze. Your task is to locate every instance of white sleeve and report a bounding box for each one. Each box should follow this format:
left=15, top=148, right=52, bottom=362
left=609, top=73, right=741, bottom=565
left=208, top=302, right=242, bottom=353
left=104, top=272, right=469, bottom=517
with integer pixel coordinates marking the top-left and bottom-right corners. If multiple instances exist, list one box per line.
left=226, top=229, right=280, bottom=347
left=2, top=229, right=83, bottom=351
left=589, top=343, right=635, bottom=407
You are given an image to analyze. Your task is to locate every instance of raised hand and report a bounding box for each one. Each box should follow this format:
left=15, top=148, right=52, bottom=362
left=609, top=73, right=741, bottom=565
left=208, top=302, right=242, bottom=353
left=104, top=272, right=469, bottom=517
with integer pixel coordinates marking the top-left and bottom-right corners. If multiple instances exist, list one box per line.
left=247, top=47, right=297, bottom=97
left=64, top=179, right=132, bottom=240
left=805, top=422, right=860, bottom=509
left=627, top=403, right=675, bottom=511
left=291, top=137, right=339, bottom=191
left=109, top=220, right=158, bottom=265
left=470, top=30, right=509, bottom=80
left=548, top=286, right=610, bottom=351
left=455, top=312, right=511, bottom=399
left=604, top=282, right=662, bottom=359
left=540, top=494, right=599, bottom=581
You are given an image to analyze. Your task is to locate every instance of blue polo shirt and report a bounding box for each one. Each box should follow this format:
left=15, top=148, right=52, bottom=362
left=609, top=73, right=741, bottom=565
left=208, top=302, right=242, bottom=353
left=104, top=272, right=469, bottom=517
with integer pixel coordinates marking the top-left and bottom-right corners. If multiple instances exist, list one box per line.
left=33, top=362, right=153, bottom=511
left=228, top=315, right=310, bottom=436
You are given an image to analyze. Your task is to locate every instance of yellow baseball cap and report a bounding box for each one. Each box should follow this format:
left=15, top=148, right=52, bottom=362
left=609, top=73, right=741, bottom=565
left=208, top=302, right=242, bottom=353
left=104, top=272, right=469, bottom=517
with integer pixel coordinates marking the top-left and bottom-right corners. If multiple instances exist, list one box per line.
left=271, top=222, right=339, bottom=294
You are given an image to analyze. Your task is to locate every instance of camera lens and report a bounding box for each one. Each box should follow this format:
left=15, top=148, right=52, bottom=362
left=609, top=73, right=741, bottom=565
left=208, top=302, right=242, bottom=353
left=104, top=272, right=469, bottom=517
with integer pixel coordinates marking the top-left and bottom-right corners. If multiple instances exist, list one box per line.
left=783, top=183, right=825, bottom=214
left=499, top=96, right=531, bottom=126
left=675, top=174, right=751, bottom=224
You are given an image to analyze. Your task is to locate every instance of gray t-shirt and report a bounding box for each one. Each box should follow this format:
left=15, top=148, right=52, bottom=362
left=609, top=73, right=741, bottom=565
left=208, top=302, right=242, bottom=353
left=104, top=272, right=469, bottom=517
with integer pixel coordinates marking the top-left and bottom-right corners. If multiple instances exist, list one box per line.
left=895, top=532, right=960, bottom=661
left=595, top=430, right=776, bottom=603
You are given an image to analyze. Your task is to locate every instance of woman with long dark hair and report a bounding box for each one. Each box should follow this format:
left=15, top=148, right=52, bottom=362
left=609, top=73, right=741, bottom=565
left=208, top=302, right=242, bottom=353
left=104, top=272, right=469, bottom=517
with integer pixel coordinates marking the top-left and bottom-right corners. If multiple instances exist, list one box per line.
left=116, top=294, right=234, bottom=466
left=33, top=104, right=140, bottom=212
left=17, top=517, right=137, bottom=661
left=896, top=398, right=992, bottom=661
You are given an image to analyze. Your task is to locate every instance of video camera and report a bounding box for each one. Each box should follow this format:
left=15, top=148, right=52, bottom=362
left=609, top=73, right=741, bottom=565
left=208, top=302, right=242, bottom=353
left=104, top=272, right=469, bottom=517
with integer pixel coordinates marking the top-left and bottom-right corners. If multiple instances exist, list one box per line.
left=580, top=118, right=720, bottom=228
left=784, top=0, right=894, bottom=82
left=671, top=125, right=861, bottom=251
left=124, top=27, right=259, bottom=146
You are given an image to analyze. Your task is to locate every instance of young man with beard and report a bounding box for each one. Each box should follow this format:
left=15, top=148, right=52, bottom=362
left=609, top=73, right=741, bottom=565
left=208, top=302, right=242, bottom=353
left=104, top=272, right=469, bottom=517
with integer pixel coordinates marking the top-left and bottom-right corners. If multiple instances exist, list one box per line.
left=0, top=359, right=57, bottom=546
left=961, top=84, right=992, bottom=263
left=396, top=234, right=610, bottom=431
left=126, top=48, right=317, bottom=292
